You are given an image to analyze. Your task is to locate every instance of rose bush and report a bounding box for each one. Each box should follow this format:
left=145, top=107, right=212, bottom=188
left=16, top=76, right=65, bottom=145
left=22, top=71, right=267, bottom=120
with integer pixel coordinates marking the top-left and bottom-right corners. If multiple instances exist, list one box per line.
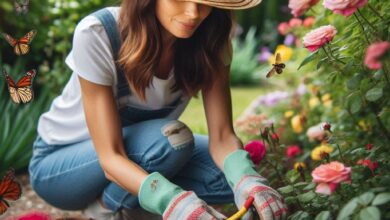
left=234, top=0, right=390, bottom=219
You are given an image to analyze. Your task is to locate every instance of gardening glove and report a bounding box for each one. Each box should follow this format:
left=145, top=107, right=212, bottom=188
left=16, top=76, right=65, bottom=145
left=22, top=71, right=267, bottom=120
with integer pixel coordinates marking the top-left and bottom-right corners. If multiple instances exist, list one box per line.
left=139, top=172, right=227, bottom=220
left=223, top=150, right=288, bottom=220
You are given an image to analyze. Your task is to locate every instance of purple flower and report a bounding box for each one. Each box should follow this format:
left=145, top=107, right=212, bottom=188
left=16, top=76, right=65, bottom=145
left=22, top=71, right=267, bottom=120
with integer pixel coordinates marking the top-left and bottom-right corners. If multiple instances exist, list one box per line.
left=284, top=34, right=296, bottom=46
left=256, top=91, right=290, bottom=107
left=296, top=83, right=307, bottom=96
left=258, top=47, right=273, bottom=63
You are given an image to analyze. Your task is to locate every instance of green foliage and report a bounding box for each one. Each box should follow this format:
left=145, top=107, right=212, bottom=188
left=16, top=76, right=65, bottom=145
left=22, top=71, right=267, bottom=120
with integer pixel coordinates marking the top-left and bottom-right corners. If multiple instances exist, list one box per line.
left=0, top=64, right=52, bottom=174
left=230, top=28, right=263, bottom=86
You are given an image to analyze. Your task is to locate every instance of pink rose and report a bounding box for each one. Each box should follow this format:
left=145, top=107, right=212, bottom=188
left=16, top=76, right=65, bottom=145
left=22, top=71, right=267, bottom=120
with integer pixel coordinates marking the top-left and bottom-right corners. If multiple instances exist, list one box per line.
left=5, top=211, right=52, bottom=220
left=303, top=17, right=316, bottom=27
left=303, top=25, right=337, bottom=52
left=286, top=145, right=303, bottom=158
left=244, top=140, right=266, bottom=165
left=364, top=41, right=390, bottom=70
left=311, top=161, right=351, bottom=195
left=323, top=0, right=368, bottom=16
left=289, top=18, right=303, bottom=28
left=306, top=123, right=326, bottom=141
left=278, top=22, right=291, bottom=35
left=288, top=0, right=320, bottom=17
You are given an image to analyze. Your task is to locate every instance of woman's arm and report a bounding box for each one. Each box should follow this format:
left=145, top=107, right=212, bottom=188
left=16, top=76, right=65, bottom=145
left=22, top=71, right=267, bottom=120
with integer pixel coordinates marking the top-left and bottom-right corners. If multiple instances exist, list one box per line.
left=78, top=76, right=148, bottom=195
left=202, top=65, right=243, bottom=171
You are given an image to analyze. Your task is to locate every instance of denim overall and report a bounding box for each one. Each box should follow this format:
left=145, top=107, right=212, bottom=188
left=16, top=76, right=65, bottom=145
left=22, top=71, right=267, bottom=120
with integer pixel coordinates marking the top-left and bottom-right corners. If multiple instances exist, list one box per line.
left=28, top=8, right=233, bottom=212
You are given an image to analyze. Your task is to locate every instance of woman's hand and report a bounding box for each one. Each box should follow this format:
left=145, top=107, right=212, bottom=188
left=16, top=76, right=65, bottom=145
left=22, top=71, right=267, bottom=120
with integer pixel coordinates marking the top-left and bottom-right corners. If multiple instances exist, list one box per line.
left=223, top=150, right=288, bottom=220
left=234, top=175, right=288, bottom=220
left=139, top=172, right=227, bottom=220
left=163, top=191, right=227, bottom=220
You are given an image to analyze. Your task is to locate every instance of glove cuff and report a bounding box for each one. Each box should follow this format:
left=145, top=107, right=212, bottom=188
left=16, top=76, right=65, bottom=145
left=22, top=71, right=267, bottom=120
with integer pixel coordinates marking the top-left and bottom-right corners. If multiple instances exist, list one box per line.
left=223, top=149, right=260, bottom=189
left=138, top=172, right=184, bottom=215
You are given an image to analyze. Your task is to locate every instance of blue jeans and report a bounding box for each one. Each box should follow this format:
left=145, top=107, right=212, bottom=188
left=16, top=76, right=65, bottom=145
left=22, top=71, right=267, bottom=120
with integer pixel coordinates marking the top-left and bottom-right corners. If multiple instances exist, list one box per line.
left=28, top=119, right=234, bottom=212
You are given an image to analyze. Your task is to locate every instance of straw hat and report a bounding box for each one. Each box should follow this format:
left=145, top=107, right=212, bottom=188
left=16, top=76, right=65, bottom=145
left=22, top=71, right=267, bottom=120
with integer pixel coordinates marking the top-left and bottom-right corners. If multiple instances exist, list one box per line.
left=178, top=0, right=262, bottom=10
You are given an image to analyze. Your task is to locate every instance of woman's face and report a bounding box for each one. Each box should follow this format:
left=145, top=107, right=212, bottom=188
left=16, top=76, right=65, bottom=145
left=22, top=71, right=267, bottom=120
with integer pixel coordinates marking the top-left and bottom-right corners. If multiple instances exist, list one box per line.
left=155, top=0, right=213, bottom=39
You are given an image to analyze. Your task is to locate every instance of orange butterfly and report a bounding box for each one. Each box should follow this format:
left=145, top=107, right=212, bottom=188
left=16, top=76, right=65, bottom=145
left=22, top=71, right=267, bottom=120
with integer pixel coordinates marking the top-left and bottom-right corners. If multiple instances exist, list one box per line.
left=266, top=53, right=286, bottom=78
left=1, top=30, right=37, bottom=56
left=3, top=69, right=36, bottom=104
left=0, top=168, right=22, bottom=215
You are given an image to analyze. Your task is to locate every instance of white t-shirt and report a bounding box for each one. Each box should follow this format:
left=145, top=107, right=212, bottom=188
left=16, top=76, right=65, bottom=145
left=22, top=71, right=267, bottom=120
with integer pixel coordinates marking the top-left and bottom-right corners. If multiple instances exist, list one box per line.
left=37, top=7, right=191, bottom=145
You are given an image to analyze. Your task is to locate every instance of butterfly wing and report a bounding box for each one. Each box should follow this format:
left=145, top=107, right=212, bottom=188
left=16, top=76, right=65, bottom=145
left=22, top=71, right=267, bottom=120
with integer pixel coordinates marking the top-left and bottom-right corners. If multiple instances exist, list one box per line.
left=15, top=69, right=36, bottom=103
left=13, top=30, right=36, bottom=55
left=21, top=0, right=29, bottom=14
left=0, top=201, right=9, bottom=215
left=266, top=67, right=276, bottom=78
left=0, top=168, right=16, bottom=195
left=2, top=181, right=22, bottom=201
left=0, top=168, right=21, bottom=215
left=275, top=53, right=281, bottom=64
left=14, top=0, right=23, bottom=15
left=1, top=33, right=17, bottom=47
left=2, top=70, right=21, bottom=104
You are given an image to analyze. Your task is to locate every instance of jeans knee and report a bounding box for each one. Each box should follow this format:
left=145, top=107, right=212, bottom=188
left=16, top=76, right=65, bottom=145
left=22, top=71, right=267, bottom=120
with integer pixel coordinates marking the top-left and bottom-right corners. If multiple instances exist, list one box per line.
left=144, top=120, right=194, bottom=176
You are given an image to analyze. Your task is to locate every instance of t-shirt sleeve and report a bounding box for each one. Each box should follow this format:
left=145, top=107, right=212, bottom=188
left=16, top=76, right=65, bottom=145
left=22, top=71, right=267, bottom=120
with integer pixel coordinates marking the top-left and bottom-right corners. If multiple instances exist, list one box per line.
left=65, top=16, right=116, bottom=86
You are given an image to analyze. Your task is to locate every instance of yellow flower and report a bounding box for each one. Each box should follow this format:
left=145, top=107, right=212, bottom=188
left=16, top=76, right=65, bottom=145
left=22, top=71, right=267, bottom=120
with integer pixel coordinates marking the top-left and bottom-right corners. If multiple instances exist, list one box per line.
left=291, top=115, right=303, bottom=133
left=268, top=45, right=293, bottom=64
left=321, top=93, right=331, bottom=102
left=284, top=110, right=294, bottom=118
left=294, top=162, right=307, bottom=171
left=311, top=144, right=334, bottom=161
left=309, top=97, right=320, bottom=109
left=321, top=93, right=332, bottom=107
left=359, top=120, right=368, bottom=131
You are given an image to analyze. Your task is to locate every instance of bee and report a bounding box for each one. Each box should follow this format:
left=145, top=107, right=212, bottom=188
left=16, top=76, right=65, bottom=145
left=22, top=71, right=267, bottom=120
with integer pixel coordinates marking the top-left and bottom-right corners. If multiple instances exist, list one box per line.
left=266, top=53, right=286, bottom=78
left=151, top=179, right=158, bottom=192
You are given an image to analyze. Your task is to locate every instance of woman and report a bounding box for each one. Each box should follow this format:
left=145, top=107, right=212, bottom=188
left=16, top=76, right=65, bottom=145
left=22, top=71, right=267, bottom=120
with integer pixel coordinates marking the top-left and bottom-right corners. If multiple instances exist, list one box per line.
left=28, top=0, right=288, bottom=219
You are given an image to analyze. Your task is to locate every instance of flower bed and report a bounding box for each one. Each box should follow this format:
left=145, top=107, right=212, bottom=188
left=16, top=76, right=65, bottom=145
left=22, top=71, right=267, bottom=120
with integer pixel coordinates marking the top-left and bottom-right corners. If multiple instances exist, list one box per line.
left=235, top=0, right=390, bottom=219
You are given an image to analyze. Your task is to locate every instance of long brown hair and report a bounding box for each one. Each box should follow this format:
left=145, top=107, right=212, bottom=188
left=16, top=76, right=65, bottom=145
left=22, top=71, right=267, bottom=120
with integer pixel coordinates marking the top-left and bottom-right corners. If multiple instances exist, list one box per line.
left=118, top=0, right=232, bottom=101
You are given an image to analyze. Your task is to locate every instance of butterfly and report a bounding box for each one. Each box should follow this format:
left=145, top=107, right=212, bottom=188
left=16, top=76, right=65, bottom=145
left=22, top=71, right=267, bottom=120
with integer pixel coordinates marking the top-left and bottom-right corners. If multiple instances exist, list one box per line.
left=14, top=0, right=30, bottom=15
left=266, top=53, right=286, bottom=78
left=0, top=168, right=22, bottom=215
left=1, top=30, right=37, bottom=56
left=2, top=69, right=37, bottom=104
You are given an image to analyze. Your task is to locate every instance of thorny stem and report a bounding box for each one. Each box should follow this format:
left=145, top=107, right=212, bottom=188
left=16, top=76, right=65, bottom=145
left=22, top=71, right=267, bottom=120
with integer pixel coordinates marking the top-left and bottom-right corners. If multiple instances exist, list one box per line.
left=265, top=160, right=304, bottom=210
left=382, top=62, right=390, bottom=92
left=335, top=143, right=347, bottom=165
left=322, top=47, right=344, bottom=73
left=357, top=9, right=379, bottom=34
left=369, top=104, right=390, bottom=143
left=327, top=44, right=346, bottom=65
left=368, top=4, right=385, bottom=22
left=353, top=13, right=370, bottom=45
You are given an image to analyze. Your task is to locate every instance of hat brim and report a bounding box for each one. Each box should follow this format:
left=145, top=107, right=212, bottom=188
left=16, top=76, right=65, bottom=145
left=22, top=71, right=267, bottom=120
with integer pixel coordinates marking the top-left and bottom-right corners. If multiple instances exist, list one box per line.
left=177, top=0, right=262, bottom=10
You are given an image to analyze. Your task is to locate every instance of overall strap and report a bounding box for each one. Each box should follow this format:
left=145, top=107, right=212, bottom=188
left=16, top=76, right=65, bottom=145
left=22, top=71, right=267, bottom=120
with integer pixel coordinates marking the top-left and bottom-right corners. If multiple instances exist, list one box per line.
left=92, top=8, right=131, bottom=97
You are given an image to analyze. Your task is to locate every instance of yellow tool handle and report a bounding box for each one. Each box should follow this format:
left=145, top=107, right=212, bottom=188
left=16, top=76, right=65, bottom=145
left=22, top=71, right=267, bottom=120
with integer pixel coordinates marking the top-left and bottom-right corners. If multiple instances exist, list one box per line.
left=227, top=196, right=254, bottom=220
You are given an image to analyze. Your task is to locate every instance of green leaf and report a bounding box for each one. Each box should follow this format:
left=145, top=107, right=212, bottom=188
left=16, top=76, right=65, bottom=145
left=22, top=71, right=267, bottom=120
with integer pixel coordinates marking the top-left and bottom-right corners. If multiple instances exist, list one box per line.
left=365, top=87, right=383, bottom=102
left=337, top=198, right=358, bottom=220
left=298, top=191, right=316, bottom=203
left=358, top=192, right=375, bottom=205
left=372, top=193, right=390, bottom=205
left=290, top=211, right=311, bottom=220
left=303, top=182, right=316, bottom=190
left=346, top=73, right=363, bottom=90
left=315, top=211, right=331, bottom=220
left=298, top=51, right=318, bottom=70
left=359, top=207, right=380, bottom=220
left=278, top=185, right=294, bottom=194
left=347, top=93, right=362, bottom=114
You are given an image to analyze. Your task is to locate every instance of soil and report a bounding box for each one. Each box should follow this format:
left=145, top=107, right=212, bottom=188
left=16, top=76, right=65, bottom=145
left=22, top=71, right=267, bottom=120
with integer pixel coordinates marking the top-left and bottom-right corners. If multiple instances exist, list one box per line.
left=1, top=171, right=86, bottom=220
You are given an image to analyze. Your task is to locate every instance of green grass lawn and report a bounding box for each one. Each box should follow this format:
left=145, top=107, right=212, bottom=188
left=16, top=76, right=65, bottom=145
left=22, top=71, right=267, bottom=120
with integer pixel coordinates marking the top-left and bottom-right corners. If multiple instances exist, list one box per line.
left=179, top=86, right=268, bottom=134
